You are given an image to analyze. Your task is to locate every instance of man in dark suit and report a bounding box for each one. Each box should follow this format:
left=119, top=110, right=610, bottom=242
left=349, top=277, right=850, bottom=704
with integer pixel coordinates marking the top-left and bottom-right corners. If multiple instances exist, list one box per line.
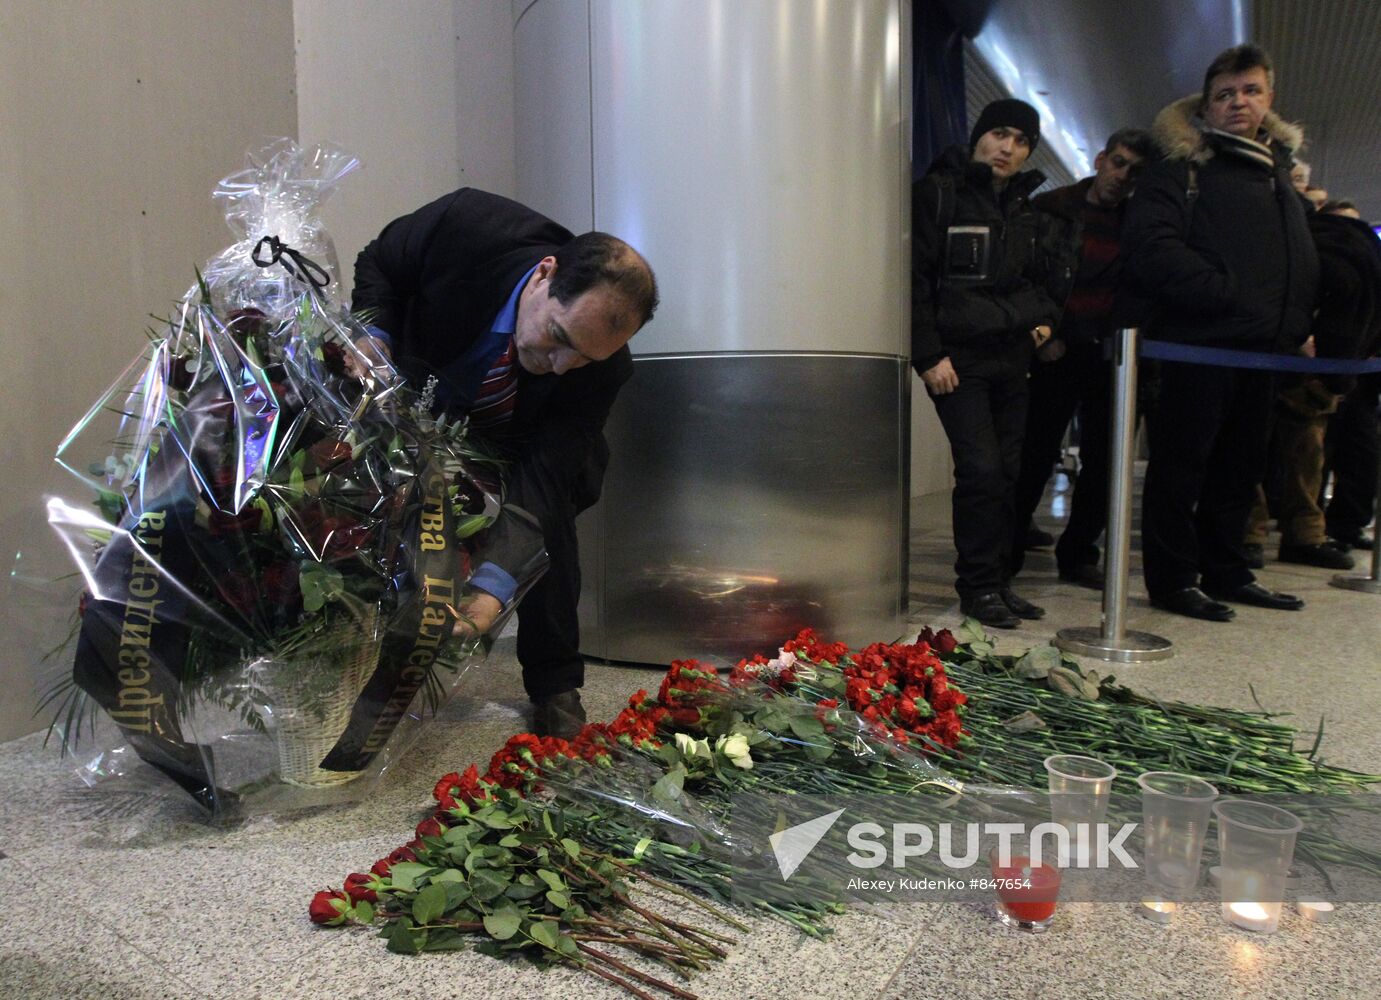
left=351, top=188, right=658, bottom=736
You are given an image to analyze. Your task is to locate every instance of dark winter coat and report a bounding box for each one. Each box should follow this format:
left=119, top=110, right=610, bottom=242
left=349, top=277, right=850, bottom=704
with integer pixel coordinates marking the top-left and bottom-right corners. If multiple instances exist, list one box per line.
left=911, top=145, right=1067, bottom=374
left=1120, top=95, right=1318, bottom=351
left=1309, top=210, right=1381, bottom=392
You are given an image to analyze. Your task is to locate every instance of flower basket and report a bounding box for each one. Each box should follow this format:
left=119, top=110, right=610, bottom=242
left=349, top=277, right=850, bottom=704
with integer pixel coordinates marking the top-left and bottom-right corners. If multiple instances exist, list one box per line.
left=262, top=608, right=381, bottom=787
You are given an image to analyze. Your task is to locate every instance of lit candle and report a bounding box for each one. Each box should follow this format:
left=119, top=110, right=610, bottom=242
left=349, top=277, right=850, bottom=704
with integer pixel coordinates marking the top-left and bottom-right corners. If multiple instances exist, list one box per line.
left=1225, top=900, right=1278, bottom=933
left=1139, top=900, right=1177, bottom=924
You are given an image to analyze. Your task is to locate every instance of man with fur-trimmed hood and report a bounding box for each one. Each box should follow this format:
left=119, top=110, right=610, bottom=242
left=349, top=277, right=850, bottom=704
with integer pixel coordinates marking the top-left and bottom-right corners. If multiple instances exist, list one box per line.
left=1121, top=44, right=1319, bottom=622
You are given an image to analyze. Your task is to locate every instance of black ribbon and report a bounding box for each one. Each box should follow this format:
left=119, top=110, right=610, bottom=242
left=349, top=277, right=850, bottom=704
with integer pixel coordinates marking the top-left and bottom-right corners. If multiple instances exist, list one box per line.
left=251, top=235, right=331, bottom=291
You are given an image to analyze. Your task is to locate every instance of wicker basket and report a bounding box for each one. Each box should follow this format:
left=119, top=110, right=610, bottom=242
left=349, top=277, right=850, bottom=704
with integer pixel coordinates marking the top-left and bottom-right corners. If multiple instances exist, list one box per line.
left=266, top=610, right=380, bottom=788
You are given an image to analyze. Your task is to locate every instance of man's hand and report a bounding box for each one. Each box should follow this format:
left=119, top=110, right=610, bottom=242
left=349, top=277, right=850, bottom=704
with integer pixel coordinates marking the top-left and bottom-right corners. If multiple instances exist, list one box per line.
left=452, top=592, right=503, bottom=640
left=1031, top=324, right=1053, bottom=348
left=1037, top=338, right=1067, bottom=363
left=346, top=335, right=393, bottom=378
left=921, top=357, right=959, bottom=395
left=1299, top=335, right=1317, bottom=358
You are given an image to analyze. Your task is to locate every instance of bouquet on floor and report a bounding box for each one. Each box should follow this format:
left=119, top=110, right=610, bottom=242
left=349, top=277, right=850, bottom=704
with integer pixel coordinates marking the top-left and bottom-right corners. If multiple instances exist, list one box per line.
left=42, top=140, right=547, bottom=815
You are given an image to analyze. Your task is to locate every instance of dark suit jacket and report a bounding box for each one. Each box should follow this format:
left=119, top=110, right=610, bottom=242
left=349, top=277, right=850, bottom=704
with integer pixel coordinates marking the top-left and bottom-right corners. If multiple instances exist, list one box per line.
left=352, top=188, right=633, bottom=582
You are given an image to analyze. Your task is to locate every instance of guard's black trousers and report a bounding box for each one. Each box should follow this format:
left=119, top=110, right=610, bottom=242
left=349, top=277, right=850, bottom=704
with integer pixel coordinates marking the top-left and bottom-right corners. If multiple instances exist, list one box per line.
left=1141, top=361, right=1274, bottom=598
left=930, top=345, right=1030, bottom=599
left=1324, top=373, right=1380, bottom=542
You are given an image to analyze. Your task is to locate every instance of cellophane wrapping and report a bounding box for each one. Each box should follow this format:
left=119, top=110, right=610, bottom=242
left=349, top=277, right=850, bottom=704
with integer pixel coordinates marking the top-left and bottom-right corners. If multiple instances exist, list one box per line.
left=40, top=141, right=548, bottom=819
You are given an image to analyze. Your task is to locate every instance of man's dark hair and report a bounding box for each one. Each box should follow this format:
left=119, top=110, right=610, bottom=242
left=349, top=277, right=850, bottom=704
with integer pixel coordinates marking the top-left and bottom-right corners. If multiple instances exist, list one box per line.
left=550, top=232, right=659, bottom=327
left=1321, top=199, right=1357, bottom=215
left=1104, top=128, right=1155, bottom=161
left=1201, top=44, right=1275, bottom=107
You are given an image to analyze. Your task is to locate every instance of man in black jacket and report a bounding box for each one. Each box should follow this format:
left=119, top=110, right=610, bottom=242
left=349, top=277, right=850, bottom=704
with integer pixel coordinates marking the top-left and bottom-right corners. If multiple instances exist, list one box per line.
left=912, top=98, right=1065, bottom=629
left=1010, top=128, right=1153, bottom=588
left=1122, top=45, right=1318, bottom=621
left=352, top=188, right=657, bottom=735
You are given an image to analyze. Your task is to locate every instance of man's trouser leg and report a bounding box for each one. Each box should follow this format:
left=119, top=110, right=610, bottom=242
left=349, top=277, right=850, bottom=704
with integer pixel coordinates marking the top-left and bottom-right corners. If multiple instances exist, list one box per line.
left=1010, top=349, right=1083, bottom=577
left=1056, top=347, right=1112, bottom=575
left=1197, top=369, right=1274, bottom=592
left=1274, top=379, right=1338, bottom=547
left=514, top=447, right=608, bottom=703
left=933, top=351, right=1030, bottom=599
left=1325, top=373, right=1380, bottom=541
left=1142, top=361, right=1235, bottom=599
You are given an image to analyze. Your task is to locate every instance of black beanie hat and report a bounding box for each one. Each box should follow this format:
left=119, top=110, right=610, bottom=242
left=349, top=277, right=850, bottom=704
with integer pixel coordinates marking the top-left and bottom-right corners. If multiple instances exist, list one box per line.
left=969, top=98, right=1041, bottom=153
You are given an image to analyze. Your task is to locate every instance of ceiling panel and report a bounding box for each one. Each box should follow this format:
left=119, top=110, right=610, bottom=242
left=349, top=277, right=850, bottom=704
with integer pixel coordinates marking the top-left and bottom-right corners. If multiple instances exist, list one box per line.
left=1254, top=0, right=1381, bottom=217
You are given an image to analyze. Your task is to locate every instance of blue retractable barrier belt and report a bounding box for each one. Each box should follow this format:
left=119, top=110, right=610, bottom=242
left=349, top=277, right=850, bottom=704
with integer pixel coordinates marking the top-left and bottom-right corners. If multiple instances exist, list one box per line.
left=1140, top=340, right=1381, bottom=375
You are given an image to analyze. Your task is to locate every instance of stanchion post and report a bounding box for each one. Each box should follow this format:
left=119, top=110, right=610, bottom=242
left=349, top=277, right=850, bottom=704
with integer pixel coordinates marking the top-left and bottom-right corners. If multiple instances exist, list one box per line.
left=1054, top=328, right=1173, bottom=662
left=1329, top=430, right=1381, bottom=593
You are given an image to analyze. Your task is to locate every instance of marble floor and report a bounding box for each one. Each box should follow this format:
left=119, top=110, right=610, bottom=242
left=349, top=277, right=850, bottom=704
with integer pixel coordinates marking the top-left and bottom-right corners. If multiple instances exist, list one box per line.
left=2, top=481, right=1378, bottom=999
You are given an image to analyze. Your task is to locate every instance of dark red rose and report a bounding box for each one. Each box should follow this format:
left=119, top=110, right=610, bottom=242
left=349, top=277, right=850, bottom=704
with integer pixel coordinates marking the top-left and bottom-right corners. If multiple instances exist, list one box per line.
left=215, top=572, right=258, bottom=617
left=935, top=629, right=958, bottom=654
left=343, top=872, right=378, bottom=904
left=308, top=437, right=353, bottom=472
left=207, top=505, right=264, bottom=537
left=261, top=561, right=300, bottom=606
left=308, top=889, right=351, bottom=926
left=415, top=816, right=447, bottom=840
left=370, top=858, right=393, bottom=878
left=321, top=340, right=348, bottom=376
left=386, top=845, right=417, bottom=866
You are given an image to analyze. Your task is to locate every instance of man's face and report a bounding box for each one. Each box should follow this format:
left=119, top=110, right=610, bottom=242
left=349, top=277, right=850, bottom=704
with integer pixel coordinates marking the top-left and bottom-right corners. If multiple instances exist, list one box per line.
left=1203, top=66, right=1274, bottom=139
left=1289, top=164, right=1310, bottom=193
left=513, top=258, right=639, bottom=376
left=972, top=126, right=1032, bottom=180
left=1089, top=144, right=1145, bottom=207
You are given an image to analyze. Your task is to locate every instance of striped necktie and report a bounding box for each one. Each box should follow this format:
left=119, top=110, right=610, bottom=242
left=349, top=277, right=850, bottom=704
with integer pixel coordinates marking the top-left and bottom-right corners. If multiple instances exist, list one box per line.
left=469, top=338, right=519, bottom=428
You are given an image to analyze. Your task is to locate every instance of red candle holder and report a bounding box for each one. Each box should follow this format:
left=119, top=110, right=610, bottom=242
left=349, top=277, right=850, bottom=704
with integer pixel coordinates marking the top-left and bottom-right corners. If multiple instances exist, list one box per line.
left=990, top=850, right=1062, bottom=932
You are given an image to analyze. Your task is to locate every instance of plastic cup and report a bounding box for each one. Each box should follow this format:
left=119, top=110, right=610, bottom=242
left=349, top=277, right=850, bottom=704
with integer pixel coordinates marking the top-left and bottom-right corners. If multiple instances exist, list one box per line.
left=1137, top=771, right=1218, bottom=901
left=1213, top=800, right=1303, bottom=934
left=1044, top=755, right=1117, bottom=865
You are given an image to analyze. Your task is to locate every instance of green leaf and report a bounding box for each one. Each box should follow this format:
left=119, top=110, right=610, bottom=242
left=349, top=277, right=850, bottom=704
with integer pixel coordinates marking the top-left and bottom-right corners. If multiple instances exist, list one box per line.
left=384, top=919, right=426, bottom=954
left=431, top=868, right=465, bottom=885
left=956, top=617, right=990, bottom=645
left=545, top=889, right=569, bottom=910
left=442, top=881, right=473, bottom=911
left=421, top=927, right=468, bottom=951
left=535, top=869, right=566, bottom=892
left=787, top=715, right=826, bottom=742
left=560, top=838, right=582, bottom=861
left=1014, top=645, right=1061, bottom=679
left=412, top=883, right=447, bottom=926
left=353, top=900, right=375, bottom=924
left=454, top=514, right=494, bottom=540
left=632, top=837, right=653, bottom=860
left=651, top=767, right=685, bottom=804
left=528, top=920, right=560, bottom=950
left=387, top=862, right=431, bottom=892
left=469, top=867, right=511, bottom=901
left=505, top=882, right=544, bottom=901
left=483, top=900, right=523, bottom=940
left=499, top=833, right=522, bottom=848
left=556, top=933, right=580, bottom=958
left=541, top=810, right=557, bottom=837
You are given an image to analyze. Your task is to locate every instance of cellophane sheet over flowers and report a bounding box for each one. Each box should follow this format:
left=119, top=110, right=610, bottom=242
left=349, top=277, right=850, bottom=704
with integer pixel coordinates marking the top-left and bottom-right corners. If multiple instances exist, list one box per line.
left=40, top=140, right=547, bottom=817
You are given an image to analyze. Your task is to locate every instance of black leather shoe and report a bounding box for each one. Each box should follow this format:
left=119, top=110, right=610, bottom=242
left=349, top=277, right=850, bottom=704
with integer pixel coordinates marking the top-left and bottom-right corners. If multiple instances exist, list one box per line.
left=533, top=690, right=586, bottom=739
left=1025, top=525, right=1055, bottom=550
left=1150, top=587, right=1235, bottom=622
left=1058, top=563, right=1104, bottom=590
left=1204, top=582, right=1305, bottom=611
left=960, top=592, right=1020, bottom=629
left=1278, top=542, right=1355, bottom=570
left=999, top=586, right=1045, bottom=619
left=1242, top=543, right=1266, bottom=570
left=1330, top=531, right=1374, bottom=552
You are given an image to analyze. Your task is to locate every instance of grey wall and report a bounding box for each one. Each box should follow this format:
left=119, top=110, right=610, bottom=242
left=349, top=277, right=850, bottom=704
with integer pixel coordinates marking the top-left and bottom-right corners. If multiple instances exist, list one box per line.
left=0, top=0, right=298, bottom=744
